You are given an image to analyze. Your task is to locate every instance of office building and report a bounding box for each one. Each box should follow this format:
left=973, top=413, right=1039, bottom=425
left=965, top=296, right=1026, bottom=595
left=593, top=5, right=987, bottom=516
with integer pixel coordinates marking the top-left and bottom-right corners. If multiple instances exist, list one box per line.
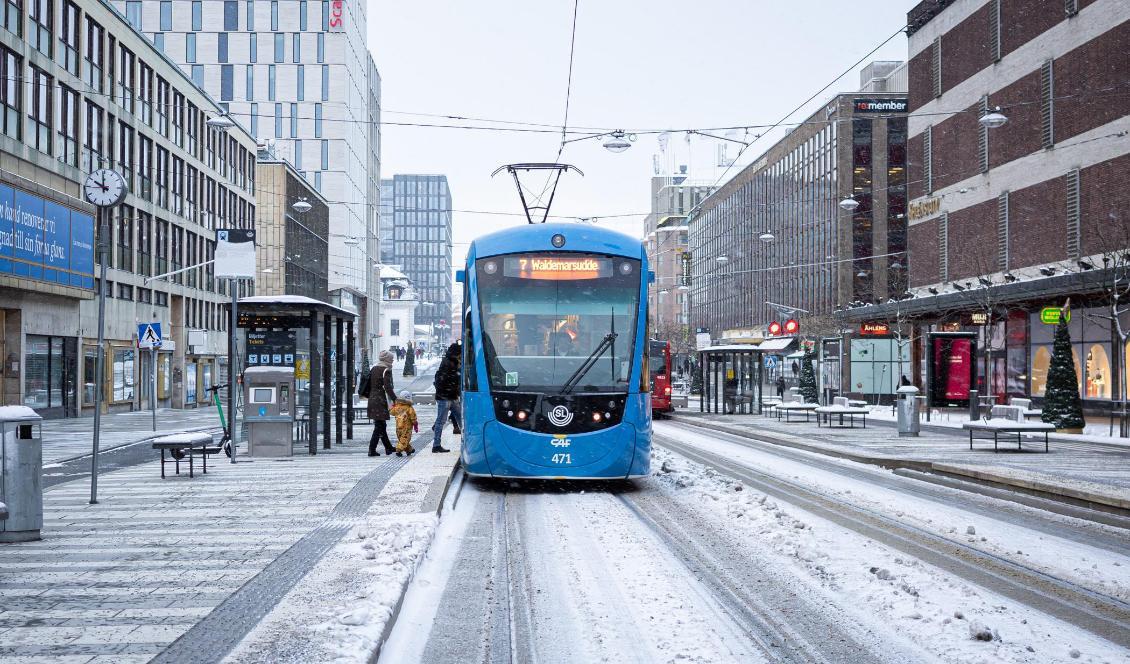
left=0, top=0, right=258, bottom=417
left=378, top=177, right=393, bottom=263
left=254, top=156, right=329, bottom=301
left=118, top=0, right=382, bottom=348
left=850, top=0, right=1130, bottom=409
left=387, top=174, right=453, bottom=340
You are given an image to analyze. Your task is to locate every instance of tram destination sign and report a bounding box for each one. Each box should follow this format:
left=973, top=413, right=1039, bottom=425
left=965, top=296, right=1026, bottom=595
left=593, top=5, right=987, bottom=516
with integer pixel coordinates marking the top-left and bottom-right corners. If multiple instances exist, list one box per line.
left=504, top=255, right=612, bottom=280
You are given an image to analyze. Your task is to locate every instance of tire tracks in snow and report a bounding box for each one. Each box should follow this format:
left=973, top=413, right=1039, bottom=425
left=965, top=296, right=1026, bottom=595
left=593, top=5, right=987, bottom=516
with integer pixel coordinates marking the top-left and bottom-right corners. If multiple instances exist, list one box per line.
left=654, top=431, right=1130, bottom=650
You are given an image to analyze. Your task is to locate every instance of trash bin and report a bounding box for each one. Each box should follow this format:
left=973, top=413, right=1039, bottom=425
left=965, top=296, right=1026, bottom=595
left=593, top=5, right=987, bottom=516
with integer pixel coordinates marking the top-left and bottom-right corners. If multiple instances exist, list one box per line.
left=243, top=367, right=295, bottom=457
left=896, top=385, right=920, bottom=437
left=0, top=406, right=43, bottom=542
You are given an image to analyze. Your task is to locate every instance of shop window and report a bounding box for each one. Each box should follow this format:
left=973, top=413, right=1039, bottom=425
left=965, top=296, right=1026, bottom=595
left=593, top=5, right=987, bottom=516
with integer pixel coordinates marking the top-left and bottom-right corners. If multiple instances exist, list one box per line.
left=1031, top=345, right=1083, bottom=396
left=1085, top=344, right=1111, bottom=399
left=24, top=335, right=73, bottom=410
left=112, top=348, right=135, bottom=402
left=83, top=345, right=98, bottom=405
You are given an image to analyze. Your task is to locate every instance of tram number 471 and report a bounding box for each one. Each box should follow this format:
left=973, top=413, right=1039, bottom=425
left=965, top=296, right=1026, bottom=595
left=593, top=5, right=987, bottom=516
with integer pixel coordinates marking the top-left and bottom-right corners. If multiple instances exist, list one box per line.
left=551, top=453, right=572, bottom=464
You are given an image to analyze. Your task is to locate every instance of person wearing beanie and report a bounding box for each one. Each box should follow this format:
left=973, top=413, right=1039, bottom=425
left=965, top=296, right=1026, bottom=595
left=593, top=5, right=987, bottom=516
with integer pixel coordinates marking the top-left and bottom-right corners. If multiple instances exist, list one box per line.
left=389, top=390, right=418, bottom=457
left=430, top=342, right=463, bottom=453
left=359, top=350, right=397, bottom=456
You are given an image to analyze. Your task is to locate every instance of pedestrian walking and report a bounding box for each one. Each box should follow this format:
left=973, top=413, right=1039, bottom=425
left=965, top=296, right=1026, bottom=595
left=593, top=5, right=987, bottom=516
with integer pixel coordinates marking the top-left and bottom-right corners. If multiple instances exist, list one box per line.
left=775, top=375, right=786, bottom=398
left=359, top=350, right=397, bottom=456
left=431, top=342, right=462, bottom=453
left=390, top=390, right=418, bottom=457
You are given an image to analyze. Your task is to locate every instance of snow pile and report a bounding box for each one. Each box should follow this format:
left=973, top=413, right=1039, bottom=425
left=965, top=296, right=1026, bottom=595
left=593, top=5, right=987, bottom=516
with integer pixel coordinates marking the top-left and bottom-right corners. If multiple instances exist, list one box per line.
left=225, top=513, right=437, bottom=663
left=651, top=447, right=1124, bottom=663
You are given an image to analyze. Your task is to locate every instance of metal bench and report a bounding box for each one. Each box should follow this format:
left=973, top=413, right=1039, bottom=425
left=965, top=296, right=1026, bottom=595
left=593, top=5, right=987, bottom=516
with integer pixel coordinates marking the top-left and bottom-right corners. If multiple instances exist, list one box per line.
left=152, top=433, right=214, bottom=478
left=815, top=397, right=870, bottom=428
left=962, top=405, right=1054, bottom=452
left=776, top=403, right=819, bottom=422
left=1009, top=397, right=1044, bottom=420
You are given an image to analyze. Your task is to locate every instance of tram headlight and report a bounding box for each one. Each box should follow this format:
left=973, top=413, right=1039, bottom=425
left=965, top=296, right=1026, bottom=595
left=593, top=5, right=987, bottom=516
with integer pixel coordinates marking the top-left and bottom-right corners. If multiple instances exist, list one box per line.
left=619, top=262, right=634, bottom=275
left=664, top=386, right=671, bottom=395
left=516, top=410, right=528, bottom=422
left=607, top=400, right=616, bottom=409
left=592, top=412, right=602, bottom=423
left=551, top=233, right=566, bottom=248
left=483, top=260, right=498, bottom=275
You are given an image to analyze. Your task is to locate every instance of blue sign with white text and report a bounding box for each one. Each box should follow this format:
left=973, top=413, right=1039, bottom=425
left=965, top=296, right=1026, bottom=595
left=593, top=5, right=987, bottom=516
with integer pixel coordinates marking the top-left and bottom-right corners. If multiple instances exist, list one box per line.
left=0, top=183, right=95, bottom=290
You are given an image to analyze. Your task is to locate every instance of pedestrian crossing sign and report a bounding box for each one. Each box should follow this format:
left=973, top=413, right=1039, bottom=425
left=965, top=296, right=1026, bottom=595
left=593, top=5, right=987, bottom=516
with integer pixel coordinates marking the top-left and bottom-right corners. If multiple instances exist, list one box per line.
left=138, top=323, right=162, bottom=349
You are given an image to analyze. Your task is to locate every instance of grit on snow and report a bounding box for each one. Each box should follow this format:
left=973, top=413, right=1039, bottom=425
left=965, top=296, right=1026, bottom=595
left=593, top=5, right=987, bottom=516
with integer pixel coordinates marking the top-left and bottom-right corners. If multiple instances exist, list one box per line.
left=650, top=444, right=1128, bottom=663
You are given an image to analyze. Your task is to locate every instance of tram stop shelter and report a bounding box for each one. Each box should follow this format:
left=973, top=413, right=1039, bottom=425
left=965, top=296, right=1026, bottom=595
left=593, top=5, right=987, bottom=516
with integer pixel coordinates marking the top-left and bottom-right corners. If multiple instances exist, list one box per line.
left=699, top=338, right=796, bottom=415
left=237, top=295, right=357, bottom=454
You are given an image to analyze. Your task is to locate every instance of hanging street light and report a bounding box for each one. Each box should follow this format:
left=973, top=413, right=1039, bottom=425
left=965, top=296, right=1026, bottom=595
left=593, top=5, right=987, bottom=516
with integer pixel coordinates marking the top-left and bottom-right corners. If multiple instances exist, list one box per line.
left=758, top=231, right=775, bottom=243
left=602, top=129, right=635, bottom=153
left=292, top=197, right=313, bottom=214
left=206, top=114, right=237, bottom=130
left=839, top=197, right=860, bottom=212
left=979, top=107, right=1009, bottom=129
left=715, top=255, right=729, bottom=264
left=343, top=236, right=360, bottom=246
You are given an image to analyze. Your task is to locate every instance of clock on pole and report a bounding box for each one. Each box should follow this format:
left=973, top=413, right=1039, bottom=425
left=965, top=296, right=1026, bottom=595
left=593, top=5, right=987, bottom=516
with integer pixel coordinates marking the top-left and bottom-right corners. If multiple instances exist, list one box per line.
left=82, top=168, right=128, bottom=208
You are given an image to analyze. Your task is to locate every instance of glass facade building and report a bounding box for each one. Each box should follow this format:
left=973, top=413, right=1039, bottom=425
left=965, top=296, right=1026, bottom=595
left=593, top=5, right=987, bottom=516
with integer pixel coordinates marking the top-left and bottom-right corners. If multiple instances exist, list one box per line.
left=388, top=175, right=453, bottom=335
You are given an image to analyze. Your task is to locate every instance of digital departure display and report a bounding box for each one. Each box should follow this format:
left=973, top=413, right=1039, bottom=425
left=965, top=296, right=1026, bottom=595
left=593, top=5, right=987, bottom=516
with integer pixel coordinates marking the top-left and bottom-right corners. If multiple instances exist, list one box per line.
left=503, top=255, right=612, bottom=280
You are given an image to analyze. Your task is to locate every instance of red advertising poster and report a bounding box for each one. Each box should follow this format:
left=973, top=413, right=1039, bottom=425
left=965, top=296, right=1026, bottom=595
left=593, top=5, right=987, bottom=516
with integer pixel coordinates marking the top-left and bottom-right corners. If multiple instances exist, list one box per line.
left=928, top=334, right=975, bottom=407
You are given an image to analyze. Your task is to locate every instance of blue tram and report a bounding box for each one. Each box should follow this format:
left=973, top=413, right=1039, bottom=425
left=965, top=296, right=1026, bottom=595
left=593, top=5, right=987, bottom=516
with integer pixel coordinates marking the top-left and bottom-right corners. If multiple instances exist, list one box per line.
left=457, top=223, right=652, bottom=479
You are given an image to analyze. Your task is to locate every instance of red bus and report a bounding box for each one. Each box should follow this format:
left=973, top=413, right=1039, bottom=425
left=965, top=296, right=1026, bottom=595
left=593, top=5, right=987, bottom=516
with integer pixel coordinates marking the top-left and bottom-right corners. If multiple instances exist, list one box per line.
left=649, top=340, right=673, bottom=415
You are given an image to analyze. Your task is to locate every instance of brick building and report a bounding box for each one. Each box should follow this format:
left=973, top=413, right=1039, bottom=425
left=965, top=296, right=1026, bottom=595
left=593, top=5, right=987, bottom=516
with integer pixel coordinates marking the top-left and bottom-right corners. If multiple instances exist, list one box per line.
left=851, top=0, right=1129, bottom=410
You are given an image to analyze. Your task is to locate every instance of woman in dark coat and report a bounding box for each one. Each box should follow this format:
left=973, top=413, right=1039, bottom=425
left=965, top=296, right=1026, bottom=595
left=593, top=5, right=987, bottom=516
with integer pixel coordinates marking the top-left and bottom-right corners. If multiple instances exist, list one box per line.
left=362, top=350, right=397, bottom=456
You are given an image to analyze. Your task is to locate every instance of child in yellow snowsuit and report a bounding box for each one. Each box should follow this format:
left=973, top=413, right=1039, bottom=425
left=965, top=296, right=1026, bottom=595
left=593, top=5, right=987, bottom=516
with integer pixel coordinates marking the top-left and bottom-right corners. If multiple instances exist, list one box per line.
left=389, top=391, right=418, bottom=457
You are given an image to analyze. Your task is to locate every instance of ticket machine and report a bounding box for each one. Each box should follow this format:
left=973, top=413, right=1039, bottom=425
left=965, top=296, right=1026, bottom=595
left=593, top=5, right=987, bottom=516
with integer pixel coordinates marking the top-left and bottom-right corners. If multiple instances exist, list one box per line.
left=243, top=366, right=295, bottom=457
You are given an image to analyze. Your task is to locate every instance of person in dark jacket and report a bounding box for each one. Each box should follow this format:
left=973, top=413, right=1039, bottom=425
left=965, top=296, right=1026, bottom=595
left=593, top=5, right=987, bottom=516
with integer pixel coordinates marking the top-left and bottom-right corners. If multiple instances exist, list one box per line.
left=361, top=350, right=397, bottom=456
left=431, top=342, right=462, bottom=453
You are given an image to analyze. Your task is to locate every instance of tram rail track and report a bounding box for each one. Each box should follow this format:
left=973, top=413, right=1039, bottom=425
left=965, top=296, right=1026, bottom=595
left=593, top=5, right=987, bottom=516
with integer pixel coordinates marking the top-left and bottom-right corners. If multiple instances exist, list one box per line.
left=654, top=431, right=1130, bottom=650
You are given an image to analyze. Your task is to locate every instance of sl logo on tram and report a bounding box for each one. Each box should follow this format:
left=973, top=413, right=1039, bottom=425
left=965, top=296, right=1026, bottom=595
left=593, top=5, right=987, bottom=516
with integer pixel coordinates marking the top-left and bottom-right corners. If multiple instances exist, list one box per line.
left=548, top=405, right=573, bottom=427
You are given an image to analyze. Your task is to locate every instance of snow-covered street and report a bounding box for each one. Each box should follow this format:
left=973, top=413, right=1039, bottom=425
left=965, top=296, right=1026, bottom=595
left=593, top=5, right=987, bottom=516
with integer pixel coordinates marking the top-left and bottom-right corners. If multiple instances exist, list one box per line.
left=380, top=423, right=1130, bottom=664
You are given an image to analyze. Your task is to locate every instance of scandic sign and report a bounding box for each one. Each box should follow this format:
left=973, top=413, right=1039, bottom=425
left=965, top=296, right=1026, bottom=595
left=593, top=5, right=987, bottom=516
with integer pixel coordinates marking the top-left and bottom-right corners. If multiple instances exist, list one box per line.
left=329, top=0, right=344, bottom=28
left=853, top=98, right=909, bottom=113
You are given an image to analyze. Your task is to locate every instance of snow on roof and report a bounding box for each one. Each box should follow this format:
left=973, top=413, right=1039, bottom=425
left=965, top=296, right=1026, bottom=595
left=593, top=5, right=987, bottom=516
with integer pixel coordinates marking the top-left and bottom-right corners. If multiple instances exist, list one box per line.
left=240, top=295, right=327, bottom=305
left=380, top=266, right=409, bottom=281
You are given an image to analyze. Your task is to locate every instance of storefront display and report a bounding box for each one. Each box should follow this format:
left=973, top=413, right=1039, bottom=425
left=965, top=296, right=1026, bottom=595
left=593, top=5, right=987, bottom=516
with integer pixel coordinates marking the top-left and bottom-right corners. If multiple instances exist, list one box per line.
left=927, top=332, right=975, bottom=408
left=112, top=349, right=135, bottom=402
left=24, top=335, right=77, bottom=415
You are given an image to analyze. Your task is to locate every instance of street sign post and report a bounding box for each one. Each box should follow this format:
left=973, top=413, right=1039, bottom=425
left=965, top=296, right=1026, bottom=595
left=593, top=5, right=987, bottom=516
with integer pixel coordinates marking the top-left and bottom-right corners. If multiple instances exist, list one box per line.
left=137, top=323, right=162, bottom=431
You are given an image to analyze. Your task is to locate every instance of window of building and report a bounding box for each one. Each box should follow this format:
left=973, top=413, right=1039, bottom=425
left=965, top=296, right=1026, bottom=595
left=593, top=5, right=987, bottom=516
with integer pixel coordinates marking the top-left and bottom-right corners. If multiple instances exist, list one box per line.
left=83, top=101, right=103, bottom=169
left=289, top=102, right=297, bottom=137
left=24, top=336, right=73, bottom=410
left=249, top=101, right=258, bottom=137
left=293, top=139, right=301, bottom=169
left=30, top=0, right=52, bottom=56
left=320, top=138, right=328, bottom=169
left=60, top=1, right=79, bottom=74
left=152, top=33, right=164, bottom=52
left=218, top=33, right=229, bottom=63
left=274, top=32, right=284, bottom=62
left=391, top=319, right=400, bottom=337
left=192, top=0, right=202, bottom=31
left=186, top=33, right=196, bottom=62
left=1085, top=344, right=1111, bottom=399
left=314, top=103, right=322, bottom=137
left=84, top=17, right=104, bottom=93
left=249, top=32, right=257, bottom=62
left=224, top=0, right=238, bottom=30
left=220, top=64, right=233, bottom=101
left=191, top=64, right=203, bottom=86
left=4, top=0, right=22, bottom=37
left=321, top=0, right=328, bottom=30
left=292, top=33, right=300, bottom=62
left=314, top=170, right=321, bottom=190
left=321, top=64, right=328, bottom=100
left=271, top=0, right=278, bottom=30
left=246, top=0, right=254, bottom=30
left=268, top=64, right=275, bottom=99
left=1, top=46, right=20, bottom=140
left=138, top=63, right=153, bottom=125
left=246, top=65, right=254, bottom=100
left=57, top=84, right=79, bottom=166
left=317, top=32, right=324, bottom=62
left=296, top=64, right=304, bottom=100
left=28, top=66, right=52, bottom=154
left=274, top=102, right=281, bottom=138
left=124, top=0, right=141, bottom=30
left=160, top=0, right=171, bottom=30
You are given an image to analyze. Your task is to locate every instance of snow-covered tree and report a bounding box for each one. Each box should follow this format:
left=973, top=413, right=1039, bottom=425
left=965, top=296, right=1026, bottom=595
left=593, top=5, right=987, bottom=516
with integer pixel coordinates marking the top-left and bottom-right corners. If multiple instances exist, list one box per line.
left=798, top=350, right=819, bottom=405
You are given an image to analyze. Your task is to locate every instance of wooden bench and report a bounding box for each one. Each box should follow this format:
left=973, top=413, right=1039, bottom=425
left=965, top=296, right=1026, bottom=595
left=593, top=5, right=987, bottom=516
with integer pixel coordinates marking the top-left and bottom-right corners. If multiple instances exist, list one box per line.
left=815, top=397, right=870, bottom=428
left=152, top=433, right=215, bottom=478
left=962, top=405, right=1054, bottom=452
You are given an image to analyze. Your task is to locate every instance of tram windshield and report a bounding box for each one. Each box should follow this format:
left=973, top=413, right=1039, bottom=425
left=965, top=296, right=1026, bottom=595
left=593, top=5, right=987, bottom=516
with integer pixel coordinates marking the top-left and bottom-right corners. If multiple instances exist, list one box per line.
left=476, top=253, right=641, bottom=393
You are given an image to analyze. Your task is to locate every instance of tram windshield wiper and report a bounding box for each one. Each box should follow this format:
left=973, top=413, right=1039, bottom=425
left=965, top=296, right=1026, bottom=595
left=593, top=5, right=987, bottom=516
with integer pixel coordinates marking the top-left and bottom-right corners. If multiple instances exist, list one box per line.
left=560, top=332, right=617, bottom=394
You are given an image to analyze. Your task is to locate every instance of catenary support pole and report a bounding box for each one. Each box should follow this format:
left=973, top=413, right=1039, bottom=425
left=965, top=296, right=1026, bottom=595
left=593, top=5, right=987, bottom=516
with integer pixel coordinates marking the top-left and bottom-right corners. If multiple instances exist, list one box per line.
left=346, top=320, right=354, bottom=440
left=335, top=317, right=343, bottom=445
left=308, top=313, right=320, bottom=455
left=323, top=313, right=331, bottom=450
left=90, top=207, right=108, bottom=505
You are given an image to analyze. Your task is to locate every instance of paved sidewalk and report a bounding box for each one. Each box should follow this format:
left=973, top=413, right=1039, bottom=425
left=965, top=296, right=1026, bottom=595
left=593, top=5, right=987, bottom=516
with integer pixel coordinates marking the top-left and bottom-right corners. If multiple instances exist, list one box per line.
left=39, top=407, right=224, bottom=466
left=670, top=410, right=1130, bottom=510
left=0, top=407, right=461, bottom=663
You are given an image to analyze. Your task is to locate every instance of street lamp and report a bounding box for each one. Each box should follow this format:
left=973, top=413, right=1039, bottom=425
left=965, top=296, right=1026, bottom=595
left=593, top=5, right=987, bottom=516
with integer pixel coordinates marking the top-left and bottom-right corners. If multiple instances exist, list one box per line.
left=206, top=114, right=237, bottom=130
left=292, top=197, right=313, bottom=214
left=601, top=130, right=635, bottom=153
left=758, top=231, right=775, bottom=243
left=979, top=107, right=1008, bottom=129
left=716, top=255, right=729, bottom=264
left=839, top=197, right=860, bottom=212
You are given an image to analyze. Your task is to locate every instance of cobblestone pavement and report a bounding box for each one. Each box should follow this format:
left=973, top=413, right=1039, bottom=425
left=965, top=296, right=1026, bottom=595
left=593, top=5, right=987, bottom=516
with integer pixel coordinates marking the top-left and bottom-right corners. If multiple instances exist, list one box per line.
left=671, top=410, right=1130, bottom=502
left=0, top=404, right=457, bottom=663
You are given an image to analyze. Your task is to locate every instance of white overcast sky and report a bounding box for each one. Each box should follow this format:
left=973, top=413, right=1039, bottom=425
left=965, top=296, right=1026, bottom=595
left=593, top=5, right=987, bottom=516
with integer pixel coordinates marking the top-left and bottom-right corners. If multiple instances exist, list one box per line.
left=369, top=0, right=910, bottom=265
